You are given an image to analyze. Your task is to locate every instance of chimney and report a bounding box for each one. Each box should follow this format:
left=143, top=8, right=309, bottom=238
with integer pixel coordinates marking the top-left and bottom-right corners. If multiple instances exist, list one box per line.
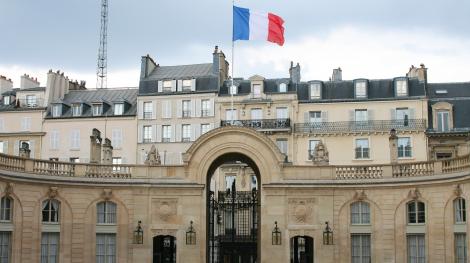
left=140, top=54, right=158, bottom=79
left=0, top=75, right=13, bottom=94
left=45, top=69, right=70, bottom=105
left=20, top=74, right=40, bottom=89
left=332, top=67, right=342, bottom=81
left=406, top=63, right=427, bottom=83
left=212, top=46, right=229, bottom=87
left=289, top=61, right=301, bottom=84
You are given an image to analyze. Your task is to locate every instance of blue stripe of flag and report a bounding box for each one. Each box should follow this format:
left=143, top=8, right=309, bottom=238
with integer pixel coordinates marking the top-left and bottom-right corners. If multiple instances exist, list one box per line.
left=233, top=6, right=250, bottom=41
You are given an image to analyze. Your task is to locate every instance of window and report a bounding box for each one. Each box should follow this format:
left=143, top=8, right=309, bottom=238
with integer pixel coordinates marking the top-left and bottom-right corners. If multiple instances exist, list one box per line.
left=351, top=201, right=370, bottom=225
left=250, top=108, right=262, bottom=120
left=143, top=125, right=152, bottom=143
left=96, top=233, right=116, bottom=263
left=407, top=234, right=425, bottom=263
left=112, top=157, right=122, bottom=172
left=309, top=111, right=322, bottom=124
left=201, top=124, right=211, bottom=135
left=225, top=175, right=236, bottom=190
left=396, top=79, right=408, bottom=97
left=143, top=102, right=152, bottom=119
left=308, top=140, right=320, bottom=160
left=42, top=199, right=60, bottom=223
left=355, top=139, right=370, bottom=159
left=276, top=107, right=288, bottom=119
left=92, top=104, right=103, bottom=116
left=97, top=201, right=117, bottom=224
left=355, top=109, right=368, bottom=122
left=26, top=95, right=37, bottom=107
left=276, top=139, right=288, bottom=155
left=252, top=84, right=261, bottom=98
left=407, top=200, right=425, bottom=224
left=454, top=198, right=466, bottom=223
left=225, top=109, right=237, bottom=121
left=398, top=137, right=412, bottom=158
left=455, top=233, right=467, bottom=263
left=162, top=125, right=171, bottom=142
left=50, top=131, right=59, bottom=150
left=69, top=157, right=79, bottom=163
left=230, top=85, right=237, bottom=95
left=355, top=81, right=367, bottom=98
left=21, top=117, right=31, bottom=131
left=0, top=141, right=4, bottom=154
left=396, top=108, right=410, bottom=120
left=0, top=232, right=11, bottom=263
left=182, top=124, right=191, bottom=142
left=72, top=104, right=82, bottom=116
left=163, top=80, right=172, bottom=92
left=201, top=99, right=210, bottom=117
left=279, top=83, right=287, bottom=92
left=52, top=105, right=61, bottom=117
left=309, top=83, right=321, bottom=99
left=0, top=196, right=12, bottom=221
left=111, top=129, right=122, bottom=149
left=437, top=110, right=450, bottom=132
left=41, top=232, right=59, bottom=263
left=182, top=79, right=192, bottom=91
left=182, top=100, right=191, bottom=118
left=351, top=234, right=371, bottom=263
left=3, top=96, right=10, bottom=106
left=114, top=103, right=124, bottom=115
left=71, top=130, right=80, bottom=149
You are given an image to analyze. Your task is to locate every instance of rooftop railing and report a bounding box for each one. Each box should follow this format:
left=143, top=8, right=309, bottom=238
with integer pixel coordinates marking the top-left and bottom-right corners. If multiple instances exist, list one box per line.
left=221, top=119, right=291, bottom=130
left=295, top=119, right=426, bottom=134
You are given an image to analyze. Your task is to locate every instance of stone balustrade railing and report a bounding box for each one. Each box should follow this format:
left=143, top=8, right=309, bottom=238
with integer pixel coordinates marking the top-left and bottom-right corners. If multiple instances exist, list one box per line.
left=0, top=153, right=468, bottom=181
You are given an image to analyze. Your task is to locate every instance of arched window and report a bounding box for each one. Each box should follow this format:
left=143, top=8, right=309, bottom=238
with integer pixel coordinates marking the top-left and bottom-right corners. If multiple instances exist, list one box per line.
left=0, top=196, right=12, bottom=221
left=42, top=199, right=60, bottom=223
left=350, top=201, right=370, bottom=225
left=407, top=200, right=425, bottom=224
left=97, top=201, right=117, bottom=224
left=454, top=198, right=466, bottom=223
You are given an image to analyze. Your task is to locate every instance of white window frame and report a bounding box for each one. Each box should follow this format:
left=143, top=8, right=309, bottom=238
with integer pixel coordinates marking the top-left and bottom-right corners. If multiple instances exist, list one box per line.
left=398, top=137, right=412, bottom=158
left=201, top=99, right=210, bottom=117
left=162, top=125, right=171, bottom=142
left=252, top=84, right=262, bottom=98
left=407, top=200, right=425, bottom=224
left=355, top=138, right=370, bottom=159
left=0, top=231, right=11, bottom=263
left=92, top=104, right=103, bottom=116
left=351, top=201, right=370, bottom=225
left=396, top=79, right=408, bottom=97
left=308, top=140, right=320, bottom=160
left=225, top=109, right=237, bottom=122
left=42, top=199, right=60, bottom=223
left=52, top=105, right=61, bottom=117
left=407, top=234, right=425, bottom=263
left=143, top=102, right=153, bottom=119
left=97, top=201, right=117, bottom=224
left=114, top=103, right=124, bottom=115
left=351, top=234, right=371, bottom=263
left=354, top=81, right=367, bottom=98
left=355, top=109, right=368, bottom=122
left=454, top=198, right=466, bottom=224
left=182, top=79, right=192, bottom=91
left=162, top=80, right=172, bottom=92
left=143, top=125, right=152, bottom=143
left=96, top=233, right=116, bottom=263
left=0, top=196, right=12, bottom=222
left=41, top=232, right=60, bottom=263
left=112, top=157, right=122, bottom=172
left=201, top=124, right=211, bottom=135
left=309, top=83, right=321, bottom=99
left=279, top=83, right=287, bottom=92
left=3, top=96, right=10, bottom=106
left=455, top=233, right=467, bottom=263
left=72, top=104, right=82, bottom=117
left=276, top=107, right=288, bottom=119
left=396, top=107, right=410, bottom=120
left=26, top=94, right=37, bottom=107
left=182, top=124, right=191, bottom=142
left=437, top=110, right=450, bottom=132
left=182, top=100, right=191, bottom=118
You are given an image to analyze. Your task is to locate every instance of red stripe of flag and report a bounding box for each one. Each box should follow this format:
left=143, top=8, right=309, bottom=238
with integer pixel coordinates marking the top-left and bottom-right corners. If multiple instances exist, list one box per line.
left=267, top=13, right=285, bottom=46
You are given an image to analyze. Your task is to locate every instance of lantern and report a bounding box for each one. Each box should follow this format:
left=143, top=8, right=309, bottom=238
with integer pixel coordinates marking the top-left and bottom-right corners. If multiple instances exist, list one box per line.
left=186, top=221, right=196, bottom=245
left=323, top=221, right=333, bottom=245
left=272, top=221, right=282, bottom=245
left=133, top=220, right=143, bottom=244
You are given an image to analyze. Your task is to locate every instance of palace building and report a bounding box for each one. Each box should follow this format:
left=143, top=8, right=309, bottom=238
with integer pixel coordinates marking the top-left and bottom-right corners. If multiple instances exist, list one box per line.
left=0, top=47, right=469, bottom=262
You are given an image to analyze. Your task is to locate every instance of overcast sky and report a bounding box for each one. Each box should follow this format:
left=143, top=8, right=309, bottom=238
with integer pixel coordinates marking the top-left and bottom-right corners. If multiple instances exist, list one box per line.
left=0, top=0, right=469, bottom=88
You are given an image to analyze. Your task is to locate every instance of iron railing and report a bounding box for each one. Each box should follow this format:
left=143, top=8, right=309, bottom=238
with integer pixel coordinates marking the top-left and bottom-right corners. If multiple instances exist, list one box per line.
left=221, top=118, right=291, bottom=130
left=295, top=119, right=426, bottom=133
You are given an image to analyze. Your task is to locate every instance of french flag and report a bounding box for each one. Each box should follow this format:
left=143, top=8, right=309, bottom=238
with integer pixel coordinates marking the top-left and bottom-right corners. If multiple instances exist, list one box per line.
left=233, top=6, right=285, bottom=46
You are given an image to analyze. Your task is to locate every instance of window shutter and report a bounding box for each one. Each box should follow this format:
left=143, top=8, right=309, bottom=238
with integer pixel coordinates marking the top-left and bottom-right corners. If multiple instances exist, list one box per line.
left=209, top=98, right=215, bottom=117
left=191, top=100, right=196, bottom=117
left=3, top=141, right=8, bottom=154
left=368, top=109, right=374, bottom=121
left=29, top=140, right=35, bottom=158
left=137, top=101, right=143, bottom=119
left=69, top=131, right=74, bottom=148
left=166, top=101, right=172, bottom=118
left=0, top=118, right=4, bottom=132
left=171, top=80, right=177, bottom=92
left=14, top=140, right=19, bottom=156
left=152, top=101, right=157, bottom=119
left=171, top=125, right=176, bottom=142
left=390, top=109, right=396, bottom=120
left=137, top=125, right=143, bottom=143
left=151, top=125, right=157, bottom=142
left=156, top=125, right=162, bottom=142
left=321, top=111, right=328, bottom=122
left=349, top=110, right=355, bottom=122
left=191, top=78, right=196, bottom=91
left=192, top=124, right=200, bottom=141
left=177, top=80, right=183, bottom=92
left=304, top=112, right=309, bottom=123
left=409, top=108, right=415, bottom=120
left=177, top=100, right=182, bottom=118
left=175, top=124, right=182, bottom=142
left=195, top=99, right=201, bottom=117
left=157, top=81, right=163, bottom=93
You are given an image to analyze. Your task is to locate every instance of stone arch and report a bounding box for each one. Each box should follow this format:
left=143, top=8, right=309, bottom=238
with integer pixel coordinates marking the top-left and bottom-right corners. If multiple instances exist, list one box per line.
left=184, top=126, right=285, bottom=185
left=336, top=193, right=383, bottom=263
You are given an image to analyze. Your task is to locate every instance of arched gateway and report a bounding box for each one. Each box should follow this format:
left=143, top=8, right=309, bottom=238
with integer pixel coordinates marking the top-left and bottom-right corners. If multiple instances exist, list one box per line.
left=184, top=126, right=285, bottom=262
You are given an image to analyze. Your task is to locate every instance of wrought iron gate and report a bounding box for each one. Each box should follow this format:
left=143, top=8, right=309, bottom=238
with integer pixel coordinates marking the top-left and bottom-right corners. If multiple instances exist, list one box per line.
left=209, top=187, right=258, bottom=263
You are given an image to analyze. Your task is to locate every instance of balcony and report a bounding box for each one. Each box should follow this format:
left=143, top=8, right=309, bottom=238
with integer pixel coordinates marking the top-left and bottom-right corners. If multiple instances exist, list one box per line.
left=221, top=118, right=291, bottom=132
left=295, top=119, right=426, bottom=134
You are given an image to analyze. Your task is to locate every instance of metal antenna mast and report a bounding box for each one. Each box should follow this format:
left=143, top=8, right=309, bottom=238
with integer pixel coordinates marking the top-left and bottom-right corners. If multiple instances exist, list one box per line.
left=96, top=0, right=108, bottom=89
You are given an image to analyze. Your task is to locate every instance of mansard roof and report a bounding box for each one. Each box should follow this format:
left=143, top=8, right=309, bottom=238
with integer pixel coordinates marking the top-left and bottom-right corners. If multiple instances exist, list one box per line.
left=145, top=63, right=215, bottom=80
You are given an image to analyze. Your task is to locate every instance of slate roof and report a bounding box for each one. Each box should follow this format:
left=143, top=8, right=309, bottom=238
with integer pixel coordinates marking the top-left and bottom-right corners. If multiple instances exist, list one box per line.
left=220, top=78, right=297, bottom=95
left=145, top=63, right=215, bottom=80
left=45, top=88, right=138, bottom=118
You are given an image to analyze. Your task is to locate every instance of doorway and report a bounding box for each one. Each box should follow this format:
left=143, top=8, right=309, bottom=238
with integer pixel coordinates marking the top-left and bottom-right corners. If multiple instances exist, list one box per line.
left=153, top=235, right=176, bottom=263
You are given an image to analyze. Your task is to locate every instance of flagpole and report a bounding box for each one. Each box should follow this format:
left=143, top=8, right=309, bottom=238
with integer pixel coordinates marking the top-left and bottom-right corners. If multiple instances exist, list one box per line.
left=230, top=0, right=235, bottom=125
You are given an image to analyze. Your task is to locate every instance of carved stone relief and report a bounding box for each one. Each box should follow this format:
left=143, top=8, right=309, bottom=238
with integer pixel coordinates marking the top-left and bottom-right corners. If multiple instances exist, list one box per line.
left=152, top=199, right=178, bottom=224
left=288, top=198, right=316, bottom=225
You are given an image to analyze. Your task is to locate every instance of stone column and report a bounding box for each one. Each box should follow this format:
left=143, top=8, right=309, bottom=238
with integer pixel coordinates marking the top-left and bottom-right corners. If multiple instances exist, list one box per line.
left=389, top=129, right=398, bottom=164
left=101, top=138, right=113, bottom=165
left=90, top=128, right=102, bottom=164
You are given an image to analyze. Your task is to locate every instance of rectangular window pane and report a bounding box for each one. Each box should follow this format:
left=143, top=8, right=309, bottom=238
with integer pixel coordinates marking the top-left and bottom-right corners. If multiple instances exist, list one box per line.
left=114, top=103, right=124, bottom=115
left=96, top=233, right=116, bottom=263
left=41, top=232, right=59, bottom=263
left=308, top=140, right=320, bottom=160
left=355, top=110, right=368, bottom=122
left=351, top=234, right=371, bottom=263
left=398, top=137, right=412, bottom=158
left=0, top=232, right=11, bottom=263
left=309, top=111, right=322, bottom=123
left=407, top=234, right=425, bottom=263
left=310, top=83, right=321, bottom=99
left=355, top=139, right=369, bottom=159
left=455, top=233, right=467, bottom=263
left=276, top=139, right=288, bottom=155
left=162, top=125, right=171, bottom=142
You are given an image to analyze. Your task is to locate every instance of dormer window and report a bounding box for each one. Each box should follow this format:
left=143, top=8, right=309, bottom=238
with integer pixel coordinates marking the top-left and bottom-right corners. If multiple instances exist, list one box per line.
left=3, top=96, right=10, bottom=106
left=309, top=83, right=321, bottom=99
left=279, top=83, right=287, bottom=92
left=72, top=104, right=82, bottom=117
left=395, top=79, right=408, bottom=97
left=354, top=81, right=367, bottom=98
left=92, top=104, right=103, bottom=116
left=230, top=85, right=238, bottom=95
left=114, top=103, right=124, bottom=115
left=182, top=80, right=192, bottom=91
left=163, top=80, right=172, bottom=92
left=252, top=84, right=262, bottom=98
left=26, top=95, right=37, bottom=107
left=52, top=105, right=62, bottom=118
